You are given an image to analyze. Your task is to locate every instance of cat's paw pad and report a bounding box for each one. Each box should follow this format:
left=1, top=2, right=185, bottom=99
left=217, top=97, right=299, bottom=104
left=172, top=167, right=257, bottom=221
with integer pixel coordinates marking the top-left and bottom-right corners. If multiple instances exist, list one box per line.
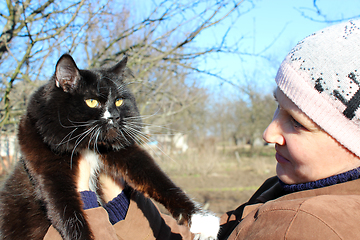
left=190, top=212, right=220, bottom=240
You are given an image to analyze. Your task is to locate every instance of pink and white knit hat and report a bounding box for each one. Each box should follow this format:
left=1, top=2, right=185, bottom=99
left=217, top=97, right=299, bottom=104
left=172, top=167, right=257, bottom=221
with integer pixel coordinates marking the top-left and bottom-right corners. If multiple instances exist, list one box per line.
left=276, top=19, right=360, bottom=157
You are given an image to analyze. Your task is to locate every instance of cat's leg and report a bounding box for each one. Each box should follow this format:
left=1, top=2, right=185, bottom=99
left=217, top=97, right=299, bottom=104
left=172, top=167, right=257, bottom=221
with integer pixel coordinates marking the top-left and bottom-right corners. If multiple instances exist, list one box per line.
left=0, top=160, right=51, bottom=239
left=103, top=144, right=220, bottom=240
left=18, top=118, right=94, bottom=240
left=24, top=155, right=94, bottom=240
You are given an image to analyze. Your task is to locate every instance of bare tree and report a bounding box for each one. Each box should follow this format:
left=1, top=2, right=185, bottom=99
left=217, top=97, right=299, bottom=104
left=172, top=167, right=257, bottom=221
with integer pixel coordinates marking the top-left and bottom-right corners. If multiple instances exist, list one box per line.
left=76, top=0, right=252, bottom=123
left=0, top=0, right=253, bottom=170
left=0, top=0, right=249, bottom=126
left=0, top=0, right=92, bottom=126
left=210, top=69, right=276, bottom=153
left=298, top=0, right=360, bottom=23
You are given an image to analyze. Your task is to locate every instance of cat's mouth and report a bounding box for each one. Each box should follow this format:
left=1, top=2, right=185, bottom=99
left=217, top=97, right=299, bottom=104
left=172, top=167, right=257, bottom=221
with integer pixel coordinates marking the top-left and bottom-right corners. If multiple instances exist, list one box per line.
left=100, top=125, right=131, bottom=144
left=105, top=127, right=118, bottom=140
left=93, top=126, right=134, bottom=151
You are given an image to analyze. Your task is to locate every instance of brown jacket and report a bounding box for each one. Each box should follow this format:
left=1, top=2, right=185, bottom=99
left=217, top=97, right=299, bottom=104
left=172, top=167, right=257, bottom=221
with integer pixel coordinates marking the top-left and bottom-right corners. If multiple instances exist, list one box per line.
left=44, top=176, right=360, bottom=239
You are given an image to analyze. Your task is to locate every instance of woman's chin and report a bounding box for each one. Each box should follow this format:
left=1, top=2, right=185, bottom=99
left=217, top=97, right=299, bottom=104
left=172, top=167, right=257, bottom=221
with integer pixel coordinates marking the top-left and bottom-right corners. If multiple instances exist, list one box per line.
left=276, top=164, right=297, bottom=185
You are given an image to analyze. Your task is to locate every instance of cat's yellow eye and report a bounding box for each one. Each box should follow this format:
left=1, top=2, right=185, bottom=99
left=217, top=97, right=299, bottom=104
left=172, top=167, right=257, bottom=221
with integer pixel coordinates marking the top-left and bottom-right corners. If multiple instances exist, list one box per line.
left=85, top=99, right=99, bottom=108
left=115, top=99, right=123, bottom=107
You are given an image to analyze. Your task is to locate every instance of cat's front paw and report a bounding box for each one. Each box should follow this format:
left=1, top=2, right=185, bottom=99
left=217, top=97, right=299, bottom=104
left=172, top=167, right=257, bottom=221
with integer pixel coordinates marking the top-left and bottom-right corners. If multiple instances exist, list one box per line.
left=190, top=212, right=220, bottom=240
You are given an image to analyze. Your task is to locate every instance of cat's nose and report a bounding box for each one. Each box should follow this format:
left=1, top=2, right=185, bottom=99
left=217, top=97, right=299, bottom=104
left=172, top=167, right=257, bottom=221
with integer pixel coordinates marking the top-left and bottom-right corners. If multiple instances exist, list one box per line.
left=102, top=109, right=120, bottom=124
left=110, top=112, right=121, bottom=122
left=109, top=116, right=120, bottom=124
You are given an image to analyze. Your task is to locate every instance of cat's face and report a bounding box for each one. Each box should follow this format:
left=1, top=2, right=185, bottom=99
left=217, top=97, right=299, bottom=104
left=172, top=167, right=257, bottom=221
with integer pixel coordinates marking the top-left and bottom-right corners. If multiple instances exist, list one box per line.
left=32, top=54, right=141, bottom=153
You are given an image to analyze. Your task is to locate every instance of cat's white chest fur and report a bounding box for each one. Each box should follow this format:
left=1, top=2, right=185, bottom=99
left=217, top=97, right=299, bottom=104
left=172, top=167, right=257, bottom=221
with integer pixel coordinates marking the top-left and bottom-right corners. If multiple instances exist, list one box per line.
left=81, top=149, right=102, bottom=192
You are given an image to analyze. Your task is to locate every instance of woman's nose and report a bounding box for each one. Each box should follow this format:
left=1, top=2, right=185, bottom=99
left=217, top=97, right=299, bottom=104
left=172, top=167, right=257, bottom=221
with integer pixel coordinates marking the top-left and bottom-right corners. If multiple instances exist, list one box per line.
left=262, top=110, right=285, bottom=145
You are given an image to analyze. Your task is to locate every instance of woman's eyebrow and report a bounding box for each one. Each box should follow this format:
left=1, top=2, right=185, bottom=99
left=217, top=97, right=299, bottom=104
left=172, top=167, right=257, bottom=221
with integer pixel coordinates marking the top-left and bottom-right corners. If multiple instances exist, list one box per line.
left=273, top=89, right=278, bottom=101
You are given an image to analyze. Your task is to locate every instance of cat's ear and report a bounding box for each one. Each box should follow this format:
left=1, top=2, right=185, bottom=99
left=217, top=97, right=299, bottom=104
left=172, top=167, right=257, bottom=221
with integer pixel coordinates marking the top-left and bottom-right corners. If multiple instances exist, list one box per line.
left=55, top=54, right=81, bottom=93
left=109, top=55, right=134, bottom=79
left=109, top=55, right=128, bottom=75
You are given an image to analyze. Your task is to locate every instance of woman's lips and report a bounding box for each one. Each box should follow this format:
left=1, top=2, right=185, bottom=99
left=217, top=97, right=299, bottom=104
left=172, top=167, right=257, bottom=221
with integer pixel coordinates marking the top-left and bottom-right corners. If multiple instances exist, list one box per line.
left=275, top=152, right=290, bottom=164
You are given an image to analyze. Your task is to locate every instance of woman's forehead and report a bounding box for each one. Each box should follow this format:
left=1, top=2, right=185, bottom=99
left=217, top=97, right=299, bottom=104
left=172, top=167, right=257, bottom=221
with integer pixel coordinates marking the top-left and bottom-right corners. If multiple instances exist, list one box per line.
left=275, top=87, right=321, bottom=131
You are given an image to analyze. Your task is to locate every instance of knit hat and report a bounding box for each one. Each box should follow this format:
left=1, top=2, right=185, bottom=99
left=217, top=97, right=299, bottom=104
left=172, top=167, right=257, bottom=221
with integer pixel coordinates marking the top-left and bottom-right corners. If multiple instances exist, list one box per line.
left=275, top=19, right=360, bottom=158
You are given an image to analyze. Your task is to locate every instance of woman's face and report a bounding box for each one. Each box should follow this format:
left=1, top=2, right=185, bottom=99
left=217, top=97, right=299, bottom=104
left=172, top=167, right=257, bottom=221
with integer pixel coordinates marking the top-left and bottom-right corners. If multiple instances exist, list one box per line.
left=263, top=88, right=360, bottom=184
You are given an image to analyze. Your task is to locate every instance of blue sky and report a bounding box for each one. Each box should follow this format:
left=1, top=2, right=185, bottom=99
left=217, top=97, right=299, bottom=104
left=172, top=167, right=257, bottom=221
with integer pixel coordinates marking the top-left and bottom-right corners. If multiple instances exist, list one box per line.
left=196, top=0, right=360, bottom=94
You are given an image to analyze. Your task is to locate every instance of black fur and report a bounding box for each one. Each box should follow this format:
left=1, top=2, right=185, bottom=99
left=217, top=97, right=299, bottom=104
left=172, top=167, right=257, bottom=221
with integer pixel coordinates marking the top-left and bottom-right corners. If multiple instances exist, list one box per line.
left=0, top=54, right=200, bottom=240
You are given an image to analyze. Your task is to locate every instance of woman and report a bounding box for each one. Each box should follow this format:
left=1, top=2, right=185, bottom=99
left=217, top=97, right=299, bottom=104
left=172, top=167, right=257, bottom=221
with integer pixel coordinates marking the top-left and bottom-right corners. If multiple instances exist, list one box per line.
left=45, top=19, right=360, bottom=239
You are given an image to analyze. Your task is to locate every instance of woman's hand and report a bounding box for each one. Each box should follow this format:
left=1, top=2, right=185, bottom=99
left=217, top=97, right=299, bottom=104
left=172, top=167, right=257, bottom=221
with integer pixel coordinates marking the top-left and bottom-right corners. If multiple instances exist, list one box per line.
left=99, top=174, right=125, bottom=203
left=77, top=157, right=91, bottom=192
left=76, top=156, right=124, bottom=203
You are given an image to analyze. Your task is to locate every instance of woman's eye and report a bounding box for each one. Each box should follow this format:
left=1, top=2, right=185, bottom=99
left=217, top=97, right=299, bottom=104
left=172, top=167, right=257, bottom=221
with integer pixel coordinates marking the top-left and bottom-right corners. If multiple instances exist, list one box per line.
left=85, top=99, right=99, bottom=108
left=115, top=98, right=123, bottom=107
left=291, top=117, right=305, bottom=129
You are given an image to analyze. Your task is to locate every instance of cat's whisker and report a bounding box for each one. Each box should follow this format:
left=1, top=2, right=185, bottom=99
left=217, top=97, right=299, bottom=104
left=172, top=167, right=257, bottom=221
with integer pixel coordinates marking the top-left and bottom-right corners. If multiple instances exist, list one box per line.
left=97, top=91, right=109, bottom=100
left=60, top=123, right=92, bottom=129
left=116, top=83, right=125, bottom=91
left=123, top=124, right=177, bottom=162
left=122, top=125, right=156, bottom=149
left=126, top=111, right=160, bottom=120
left=103, top=76, right=127, bottom=94
left=70, top=126, right=97, bottom=168
left=123, top=115, right=143, bottom=120
left=58, top=113, right=71, bottom=129
left=124, top=80, right=138, bottom=86
left=91, top=127, right=102, bottom=154
left=125, top=121, right=147, bottom=126
left=123, top=125, right=149, bottom=143
left=124, top=115, right=176, bottom=134
left=122, top=126, right=141, bottom=144
left=67, top=118, right=98, bottom=127
left=66, top=122, right=95, bottom=128
left=125, top=121, right=186, bottom=156
left=58, top=112, right=96, bottom=129
left=95, top=128, right=103, bottom=153
left=118, top=128, right=132, bottom=146
left=56, top=128, right=79, bottom=147
left=126, top=122, right=176, bottom=136
left=126, top=129, right=155, bottom=151
left=121, top=129, right=144, bottom=151
left=74, top=126, right=97, bottom=147
left=88, top=126, right=99, bottom=150
left=122, top=126, right=174, bottom=161
left=57, top=126, right=95, bottom=147
left=113, top=136, right=125, bottom=149
left=122, top=109, right=164, bottom=127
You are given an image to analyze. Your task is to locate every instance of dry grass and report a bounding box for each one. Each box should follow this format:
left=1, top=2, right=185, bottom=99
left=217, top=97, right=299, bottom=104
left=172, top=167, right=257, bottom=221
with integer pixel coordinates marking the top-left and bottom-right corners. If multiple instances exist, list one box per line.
left=153, top=145, right=277, bottom=215
left=156, top=145, right=276, bottom=177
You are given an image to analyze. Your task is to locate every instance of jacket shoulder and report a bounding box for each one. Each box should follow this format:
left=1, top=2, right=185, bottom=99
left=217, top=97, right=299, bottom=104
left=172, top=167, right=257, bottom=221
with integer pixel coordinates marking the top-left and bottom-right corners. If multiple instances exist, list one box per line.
left=235, top=194, right=360, bottom=240
left=284, top=195, right=360, bottom=239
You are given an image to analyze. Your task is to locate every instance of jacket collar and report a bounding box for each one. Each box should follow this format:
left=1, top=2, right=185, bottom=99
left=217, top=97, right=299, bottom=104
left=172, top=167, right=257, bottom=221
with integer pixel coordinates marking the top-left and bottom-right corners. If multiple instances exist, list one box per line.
left=257, top=177, right=360, bottom=203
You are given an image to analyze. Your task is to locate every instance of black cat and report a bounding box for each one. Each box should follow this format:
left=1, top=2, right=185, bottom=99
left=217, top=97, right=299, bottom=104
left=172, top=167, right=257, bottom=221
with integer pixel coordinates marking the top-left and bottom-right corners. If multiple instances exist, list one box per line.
left=0, top=54, right=219, bottom=240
